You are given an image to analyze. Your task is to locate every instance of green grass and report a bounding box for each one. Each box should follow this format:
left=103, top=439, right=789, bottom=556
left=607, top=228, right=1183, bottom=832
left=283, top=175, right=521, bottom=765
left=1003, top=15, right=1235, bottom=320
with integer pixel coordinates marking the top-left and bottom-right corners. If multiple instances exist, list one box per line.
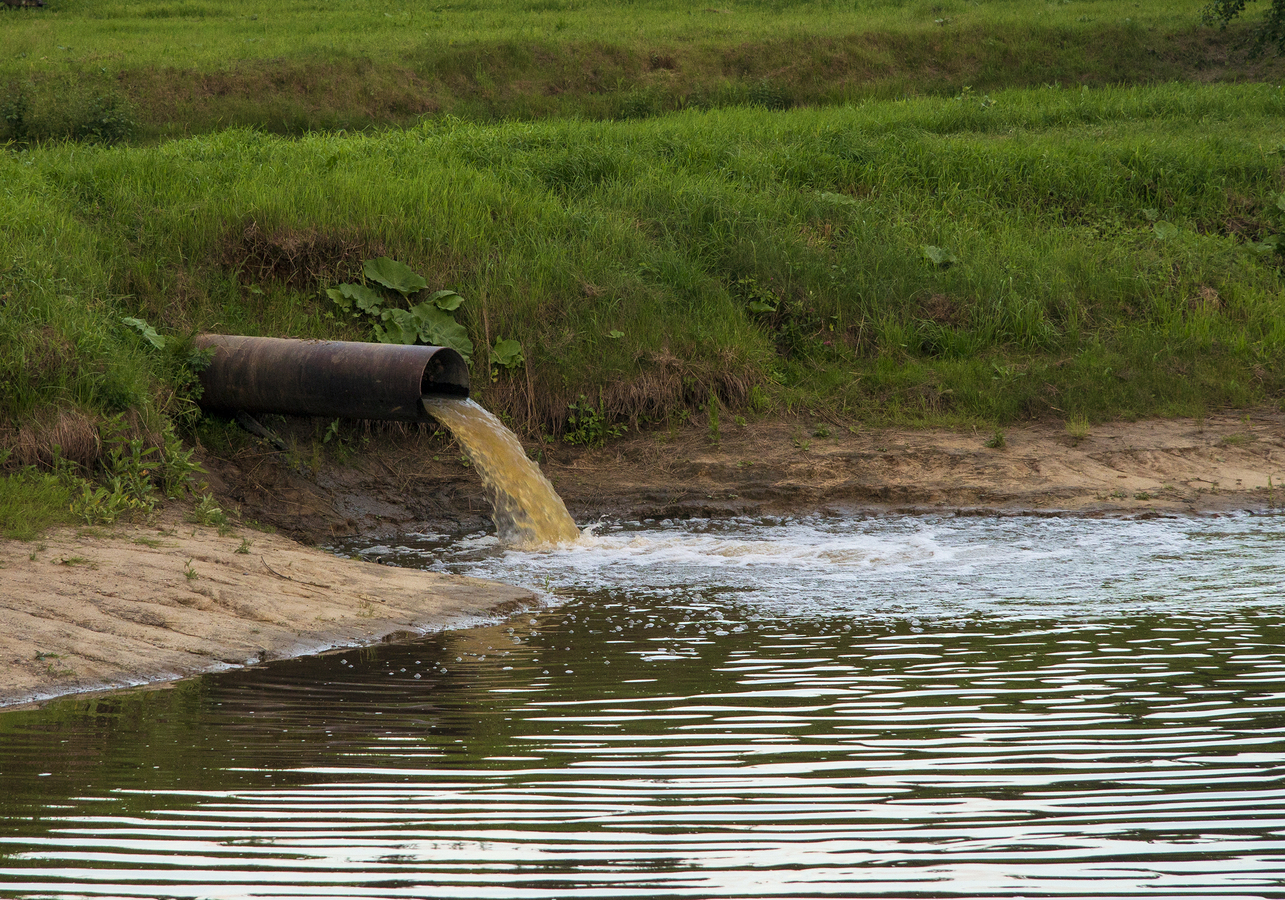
left=3, top=0, right=1284, bottom=539
left=0, top=470, right=75, bottom=540
left=2, top=0, right=1282, bottom=139
left=4, top=81, right=1283, bottom=451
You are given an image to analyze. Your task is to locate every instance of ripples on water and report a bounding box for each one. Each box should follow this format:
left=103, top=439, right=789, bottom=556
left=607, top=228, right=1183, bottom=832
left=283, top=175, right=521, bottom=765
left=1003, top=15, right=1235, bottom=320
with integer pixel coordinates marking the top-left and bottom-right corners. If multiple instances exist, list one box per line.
left=3, top=514, right=1285, bottom=898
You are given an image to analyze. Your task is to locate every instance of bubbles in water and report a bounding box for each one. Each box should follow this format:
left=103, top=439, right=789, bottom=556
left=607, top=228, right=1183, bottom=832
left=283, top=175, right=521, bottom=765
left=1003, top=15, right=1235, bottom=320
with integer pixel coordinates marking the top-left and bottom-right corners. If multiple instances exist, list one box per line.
left=402, top=513, right=1285, bottom=622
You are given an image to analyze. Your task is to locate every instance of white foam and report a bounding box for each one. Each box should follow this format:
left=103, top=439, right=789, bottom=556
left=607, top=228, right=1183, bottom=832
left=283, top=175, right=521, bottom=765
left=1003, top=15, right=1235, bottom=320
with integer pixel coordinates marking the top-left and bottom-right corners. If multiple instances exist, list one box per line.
left=401, top=513, right=1285, bottom=621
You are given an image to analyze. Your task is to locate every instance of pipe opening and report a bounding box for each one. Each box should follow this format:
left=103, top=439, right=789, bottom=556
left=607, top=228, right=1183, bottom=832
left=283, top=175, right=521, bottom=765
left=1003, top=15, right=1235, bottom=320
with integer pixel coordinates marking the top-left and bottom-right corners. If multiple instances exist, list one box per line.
left=422, top=349, right=470, bottom=399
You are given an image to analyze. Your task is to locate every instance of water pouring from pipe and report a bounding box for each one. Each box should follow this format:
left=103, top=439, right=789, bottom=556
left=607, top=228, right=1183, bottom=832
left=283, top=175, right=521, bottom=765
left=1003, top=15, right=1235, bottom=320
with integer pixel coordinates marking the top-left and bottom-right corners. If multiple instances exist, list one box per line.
left=194, top=335, right=579, bottom=548
left=422, top=398, right=579, bottom=547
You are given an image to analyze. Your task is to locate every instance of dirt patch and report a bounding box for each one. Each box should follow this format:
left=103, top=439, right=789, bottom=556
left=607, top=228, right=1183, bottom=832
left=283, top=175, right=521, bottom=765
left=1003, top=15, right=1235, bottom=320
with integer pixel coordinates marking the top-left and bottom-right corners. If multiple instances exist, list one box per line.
left=0, top=506, right=535, bottom=709
left=202, top=410, right=1285, bottom=545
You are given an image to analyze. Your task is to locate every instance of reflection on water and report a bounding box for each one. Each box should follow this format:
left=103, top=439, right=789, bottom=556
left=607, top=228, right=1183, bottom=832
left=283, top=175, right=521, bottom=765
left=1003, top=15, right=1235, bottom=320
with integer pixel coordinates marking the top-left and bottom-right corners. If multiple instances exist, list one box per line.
left=3, top=514, right=1285, bottom=898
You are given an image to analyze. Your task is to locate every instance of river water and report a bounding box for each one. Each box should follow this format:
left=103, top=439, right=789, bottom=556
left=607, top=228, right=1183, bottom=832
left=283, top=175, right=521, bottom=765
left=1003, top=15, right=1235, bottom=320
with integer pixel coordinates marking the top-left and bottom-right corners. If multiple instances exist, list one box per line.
left=3, top=513, right=1285, bottom=898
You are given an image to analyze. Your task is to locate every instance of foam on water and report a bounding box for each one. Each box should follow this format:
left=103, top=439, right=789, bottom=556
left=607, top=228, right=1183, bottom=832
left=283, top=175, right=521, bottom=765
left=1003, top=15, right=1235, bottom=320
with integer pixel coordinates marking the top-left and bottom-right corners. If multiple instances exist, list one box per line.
left=358, top=513, right=1285, bottom=618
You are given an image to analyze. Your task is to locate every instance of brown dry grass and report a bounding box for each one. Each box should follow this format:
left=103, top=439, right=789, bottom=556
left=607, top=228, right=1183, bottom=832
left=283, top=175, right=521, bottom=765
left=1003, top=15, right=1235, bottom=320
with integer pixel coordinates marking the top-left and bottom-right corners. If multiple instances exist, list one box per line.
left=1, top=408, right=101, bottom=468
left=481, top=347, right=760, bottom=437
left=220, top=220, right=386, bottom=290
left=919, top=293, right=965, bottom=327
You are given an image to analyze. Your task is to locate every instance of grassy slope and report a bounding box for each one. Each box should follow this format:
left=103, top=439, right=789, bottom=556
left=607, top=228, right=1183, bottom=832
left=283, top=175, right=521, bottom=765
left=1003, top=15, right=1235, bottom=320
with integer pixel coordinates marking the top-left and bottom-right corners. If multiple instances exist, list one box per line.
left=2, top=0, right=1284, bottom=536
left=5, top=84, right=1284, bottom=434
left=2, top=0, right=1283, bottom=138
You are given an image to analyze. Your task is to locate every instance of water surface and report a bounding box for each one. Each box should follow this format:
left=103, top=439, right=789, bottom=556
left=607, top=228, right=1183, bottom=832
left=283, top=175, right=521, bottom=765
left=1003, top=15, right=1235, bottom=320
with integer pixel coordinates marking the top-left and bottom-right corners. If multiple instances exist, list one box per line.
left=3, top=514, right=1285, bottom=898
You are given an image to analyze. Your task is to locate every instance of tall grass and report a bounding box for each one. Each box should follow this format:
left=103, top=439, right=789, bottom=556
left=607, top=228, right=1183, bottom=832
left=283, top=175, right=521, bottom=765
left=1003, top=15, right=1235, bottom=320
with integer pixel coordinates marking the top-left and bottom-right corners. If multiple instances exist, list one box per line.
left=4, top=82, right=1282, bottom=444
left=1, top=0, right=1281, bottom=138
left=0, top=158, right=156, bottom=433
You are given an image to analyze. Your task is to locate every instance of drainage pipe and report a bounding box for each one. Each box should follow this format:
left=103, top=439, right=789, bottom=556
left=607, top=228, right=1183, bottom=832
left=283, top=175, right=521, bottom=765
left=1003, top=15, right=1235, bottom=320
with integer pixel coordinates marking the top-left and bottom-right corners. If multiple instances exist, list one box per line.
left=193, top=334, right=469, bottom=423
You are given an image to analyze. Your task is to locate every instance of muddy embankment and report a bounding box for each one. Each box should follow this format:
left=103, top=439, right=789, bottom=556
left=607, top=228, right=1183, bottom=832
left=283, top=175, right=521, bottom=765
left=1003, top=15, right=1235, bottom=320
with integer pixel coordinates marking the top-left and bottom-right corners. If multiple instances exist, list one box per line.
left=209, top=411, right=1285, bottom=541
left=4, top=410, right=1284, bottom=710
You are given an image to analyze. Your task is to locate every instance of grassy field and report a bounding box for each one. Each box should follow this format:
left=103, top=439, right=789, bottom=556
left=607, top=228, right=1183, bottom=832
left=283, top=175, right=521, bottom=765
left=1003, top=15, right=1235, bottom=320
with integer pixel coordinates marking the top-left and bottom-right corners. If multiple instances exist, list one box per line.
left=2, top=0, right=1284, bottom=536
left=2, top=0, right=1282, bottom=139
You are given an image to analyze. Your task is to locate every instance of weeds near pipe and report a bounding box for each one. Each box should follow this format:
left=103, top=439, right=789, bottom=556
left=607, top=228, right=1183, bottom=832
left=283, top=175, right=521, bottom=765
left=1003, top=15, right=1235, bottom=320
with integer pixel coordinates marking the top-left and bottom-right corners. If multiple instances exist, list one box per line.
left=564, top=395, right=623, bottom=447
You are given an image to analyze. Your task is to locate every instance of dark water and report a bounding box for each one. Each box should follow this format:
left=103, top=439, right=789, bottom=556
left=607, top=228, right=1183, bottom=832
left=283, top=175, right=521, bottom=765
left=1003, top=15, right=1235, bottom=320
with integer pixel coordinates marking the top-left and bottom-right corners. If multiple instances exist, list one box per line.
left=3, top=514, right=1285, bottom=898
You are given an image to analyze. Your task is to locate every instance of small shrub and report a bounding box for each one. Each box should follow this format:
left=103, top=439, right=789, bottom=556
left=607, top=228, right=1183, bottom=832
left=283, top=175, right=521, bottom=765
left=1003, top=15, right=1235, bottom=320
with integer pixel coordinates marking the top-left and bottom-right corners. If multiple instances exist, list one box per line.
left=0, top=82, right=30, bottom=142
left=70, top=480, right=150, bottom=525
left=563, top=395, right=623, bottom=447
left=156, top=427, right=203, bottom=498
left=489, top=338, right=525, bottom=381
left=68, top=93, right=136, bottom=144
left=326, top=258, right=473, bottom=360
left=190, top=492, right=229, bottom=529
left=1065, top=417, right=1090, bottom=445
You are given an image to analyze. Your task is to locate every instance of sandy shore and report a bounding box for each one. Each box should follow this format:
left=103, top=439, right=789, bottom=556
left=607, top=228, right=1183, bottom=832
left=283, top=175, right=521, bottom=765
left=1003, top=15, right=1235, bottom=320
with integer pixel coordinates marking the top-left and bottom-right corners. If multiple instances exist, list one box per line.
left=547, top=411, right=1285, bottom=519
left=0, top=509, right=535, bottom=710
left=5, top=410, right=1284, bottom=711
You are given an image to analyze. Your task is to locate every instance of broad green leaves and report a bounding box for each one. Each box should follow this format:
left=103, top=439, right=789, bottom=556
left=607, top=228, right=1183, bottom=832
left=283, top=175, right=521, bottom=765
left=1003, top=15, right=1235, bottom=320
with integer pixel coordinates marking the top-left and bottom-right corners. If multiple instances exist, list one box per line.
left=429, top=289, right=464, bottom=311
left=326, top=282, right=385, bottom=315
left=921, top=244, right=958, bottom=268
left=490, top=338, right=525, bottom=370
left=122, top=317, right=165, bottom=350
left=1248, top=233, right=1284, bottom=258
left=376, top=302, right=474, bottom=360
left=325, top=259, right=473, bottom=361
left=815, top=191, right=859, bottom=207
left=364, top=257, right=428, bottom=298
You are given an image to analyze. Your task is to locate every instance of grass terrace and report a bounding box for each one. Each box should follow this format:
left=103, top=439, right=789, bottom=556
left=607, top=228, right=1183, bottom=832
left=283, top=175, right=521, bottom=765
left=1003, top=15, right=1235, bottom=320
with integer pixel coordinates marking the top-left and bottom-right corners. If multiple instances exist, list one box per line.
left=1, top=0, right=1282, bottom=138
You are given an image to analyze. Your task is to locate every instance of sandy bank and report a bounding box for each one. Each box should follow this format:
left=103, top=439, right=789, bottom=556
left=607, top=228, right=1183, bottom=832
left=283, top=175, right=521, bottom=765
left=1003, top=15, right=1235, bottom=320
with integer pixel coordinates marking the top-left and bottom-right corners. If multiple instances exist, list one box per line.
left=549, top=412, right=1285, bottom=518
left=0, top=510, right=535, bottom=710
left=6, top=411, right=1283, bottom=711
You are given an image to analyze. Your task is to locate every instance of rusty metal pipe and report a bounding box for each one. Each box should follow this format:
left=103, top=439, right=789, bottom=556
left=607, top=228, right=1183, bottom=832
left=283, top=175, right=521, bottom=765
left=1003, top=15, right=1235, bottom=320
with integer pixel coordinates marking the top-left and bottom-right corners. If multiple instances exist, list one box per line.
left=193, top=335, right=468, bottom=422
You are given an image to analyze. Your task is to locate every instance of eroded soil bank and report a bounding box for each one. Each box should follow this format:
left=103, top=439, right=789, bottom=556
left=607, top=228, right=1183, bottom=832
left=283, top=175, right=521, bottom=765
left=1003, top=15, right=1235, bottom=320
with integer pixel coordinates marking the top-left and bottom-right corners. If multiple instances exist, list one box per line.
left=5, top=411, right=1283, bottom=711
left=206, top=411, right=1285, bottom=542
